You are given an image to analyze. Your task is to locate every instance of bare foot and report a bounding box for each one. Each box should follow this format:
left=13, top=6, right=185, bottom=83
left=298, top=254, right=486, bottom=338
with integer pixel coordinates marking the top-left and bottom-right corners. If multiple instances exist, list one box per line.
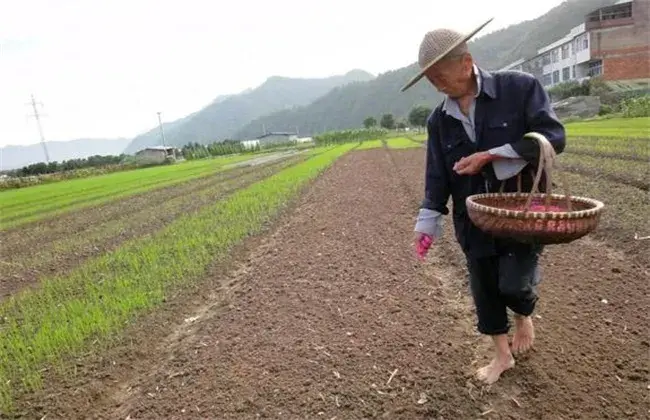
left=512, top=315, right=535, bottom=354
left=476, top=356, right=515, bottom=384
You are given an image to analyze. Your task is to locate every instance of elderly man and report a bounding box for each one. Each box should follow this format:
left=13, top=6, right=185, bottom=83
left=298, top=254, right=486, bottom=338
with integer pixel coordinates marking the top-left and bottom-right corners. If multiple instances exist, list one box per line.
left=403, top=18, right=566, bottom=384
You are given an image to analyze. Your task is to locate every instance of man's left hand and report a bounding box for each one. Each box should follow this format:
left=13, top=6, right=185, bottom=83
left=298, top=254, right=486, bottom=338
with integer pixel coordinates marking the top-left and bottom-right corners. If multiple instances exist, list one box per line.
left=453, top=151, right=494, bottom=175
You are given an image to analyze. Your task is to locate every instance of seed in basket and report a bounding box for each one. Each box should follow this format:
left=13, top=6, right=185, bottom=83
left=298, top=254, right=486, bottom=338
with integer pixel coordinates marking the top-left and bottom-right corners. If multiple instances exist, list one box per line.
left=527, top=204, right=565, bottom=212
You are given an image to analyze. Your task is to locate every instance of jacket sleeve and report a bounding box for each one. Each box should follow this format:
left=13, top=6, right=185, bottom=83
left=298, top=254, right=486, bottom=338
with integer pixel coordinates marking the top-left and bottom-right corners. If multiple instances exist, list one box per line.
left=421, top=111, right=451, bottom=215
left=509, top=75, right=566, bottom=161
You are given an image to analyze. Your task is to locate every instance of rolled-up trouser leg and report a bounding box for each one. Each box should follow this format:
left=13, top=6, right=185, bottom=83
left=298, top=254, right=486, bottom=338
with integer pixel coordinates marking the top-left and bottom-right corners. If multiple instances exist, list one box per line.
left=467, top=256, right=510, bottom=335
left=497, top=247, right=542, bottom=317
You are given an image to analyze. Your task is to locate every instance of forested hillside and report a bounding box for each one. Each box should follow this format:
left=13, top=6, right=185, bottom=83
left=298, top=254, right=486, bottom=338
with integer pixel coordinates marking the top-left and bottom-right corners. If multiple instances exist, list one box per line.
left=235, top=0, right=618, bottom=139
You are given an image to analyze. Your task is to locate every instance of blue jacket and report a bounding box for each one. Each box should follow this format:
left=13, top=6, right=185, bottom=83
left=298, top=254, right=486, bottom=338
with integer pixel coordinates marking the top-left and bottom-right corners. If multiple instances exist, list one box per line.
left=422, top=67, right=566, bottom=258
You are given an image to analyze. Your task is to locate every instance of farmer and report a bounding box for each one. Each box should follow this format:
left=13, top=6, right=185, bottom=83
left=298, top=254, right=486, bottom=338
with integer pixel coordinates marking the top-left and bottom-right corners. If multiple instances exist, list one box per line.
left=403, top=18, right=566, bottom=384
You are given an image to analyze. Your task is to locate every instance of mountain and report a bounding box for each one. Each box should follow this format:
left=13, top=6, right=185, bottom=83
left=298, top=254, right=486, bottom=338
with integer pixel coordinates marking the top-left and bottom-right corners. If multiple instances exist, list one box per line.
left=123, top=69, right=375, bottom=153
left=0, top=138, right=131, bottom=171
left=234, top=64, right=442, bottom=139
left=234, top=0, right=618, bottom=138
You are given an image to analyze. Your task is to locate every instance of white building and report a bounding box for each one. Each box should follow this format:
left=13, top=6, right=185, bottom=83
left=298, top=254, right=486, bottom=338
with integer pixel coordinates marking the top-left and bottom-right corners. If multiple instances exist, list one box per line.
left=134, top=146, right=178, bottom=164
left=498, top=0, right=650, bottom=89
left=240, top=139, right=260, bottom=150
left=500, top=23, right=594, bottom=88
left=537, top=23, right=593, bottom=87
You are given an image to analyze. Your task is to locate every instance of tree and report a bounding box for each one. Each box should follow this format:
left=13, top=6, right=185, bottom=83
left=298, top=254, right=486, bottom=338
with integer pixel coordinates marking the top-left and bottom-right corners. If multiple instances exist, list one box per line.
left=408, top=105, right=432, bottom=128
left=397, top=121, right=407, bottom=130
left=380, top=113, right=395, bottom=130
left=363, top=116, right=377, bottom=129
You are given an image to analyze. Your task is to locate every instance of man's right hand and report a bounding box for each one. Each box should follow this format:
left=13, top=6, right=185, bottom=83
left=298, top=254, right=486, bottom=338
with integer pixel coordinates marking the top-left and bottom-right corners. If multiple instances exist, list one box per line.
left=413, top=231, right=434, bottom=260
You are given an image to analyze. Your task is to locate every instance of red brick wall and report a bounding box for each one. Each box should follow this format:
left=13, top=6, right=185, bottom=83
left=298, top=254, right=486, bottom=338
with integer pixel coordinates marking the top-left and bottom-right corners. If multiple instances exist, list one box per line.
left=603, top=48, right=650, bottom=80
left=589, top=0, right=650, bottom=81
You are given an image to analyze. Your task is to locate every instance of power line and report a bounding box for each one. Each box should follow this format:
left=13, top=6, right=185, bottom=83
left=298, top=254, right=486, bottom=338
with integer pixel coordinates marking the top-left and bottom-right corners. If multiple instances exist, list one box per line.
left=26, top=94, right=50, bottom=164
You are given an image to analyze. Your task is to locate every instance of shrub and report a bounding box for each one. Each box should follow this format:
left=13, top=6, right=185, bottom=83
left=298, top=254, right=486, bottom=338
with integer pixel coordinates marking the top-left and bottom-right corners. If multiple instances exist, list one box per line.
left=620, top=96, right=650, bottom=118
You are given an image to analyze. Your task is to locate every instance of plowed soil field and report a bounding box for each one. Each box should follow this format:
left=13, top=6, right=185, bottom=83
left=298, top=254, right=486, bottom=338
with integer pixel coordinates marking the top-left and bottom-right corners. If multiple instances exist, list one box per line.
left=12, top=147, right=650, bottom=419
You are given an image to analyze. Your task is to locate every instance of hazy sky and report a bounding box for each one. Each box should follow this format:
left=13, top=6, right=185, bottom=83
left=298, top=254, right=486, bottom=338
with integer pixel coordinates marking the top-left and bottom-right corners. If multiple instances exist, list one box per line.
left=1, top=0, right=566, bottom=147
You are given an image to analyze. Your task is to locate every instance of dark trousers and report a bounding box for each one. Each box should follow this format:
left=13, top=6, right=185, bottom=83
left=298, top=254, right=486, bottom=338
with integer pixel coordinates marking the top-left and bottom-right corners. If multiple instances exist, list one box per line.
left=466, top=245, right=543, bottom=335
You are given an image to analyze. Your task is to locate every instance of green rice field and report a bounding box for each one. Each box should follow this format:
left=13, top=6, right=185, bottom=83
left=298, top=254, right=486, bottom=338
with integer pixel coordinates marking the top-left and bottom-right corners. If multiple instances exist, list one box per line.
left=0, top=153, right=268, bottom=230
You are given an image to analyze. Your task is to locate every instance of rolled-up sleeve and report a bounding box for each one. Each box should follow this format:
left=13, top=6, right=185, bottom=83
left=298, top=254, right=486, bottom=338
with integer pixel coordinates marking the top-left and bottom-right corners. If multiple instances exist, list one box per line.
left=415, top=112, right=450, bottom=238
left=510, top=76, right=566, bottom=161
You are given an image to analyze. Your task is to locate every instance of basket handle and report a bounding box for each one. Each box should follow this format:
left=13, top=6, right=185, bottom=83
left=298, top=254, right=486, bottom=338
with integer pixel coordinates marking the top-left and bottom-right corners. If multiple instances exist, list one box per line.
left=522, top=132, right=573, bottom=212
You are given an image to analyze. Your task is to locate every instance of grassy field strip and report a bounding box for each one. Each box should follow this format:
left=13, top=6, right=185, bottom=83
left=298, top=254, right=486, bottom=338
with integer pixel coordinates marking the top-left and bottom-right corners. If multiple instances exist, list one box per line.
left=566, top=136, right=649, bottom=160
left=1, top=153, right=255, bottom=208
left=0, top=143, right=355, bottom=412
left=408, top=133, right=427, bottom=142
left=564, top=117, right=649, bottom=138
left=356, top=140, right=384, bottom=150
left=1, top=159, right=289, bottom=254
left=558, top=153, right=649, bottom=189
left=3, top=154, right=309, bottom=290
left=386, top=137, right=423, bottom=149
left=0, top=153, right=270, bottom=230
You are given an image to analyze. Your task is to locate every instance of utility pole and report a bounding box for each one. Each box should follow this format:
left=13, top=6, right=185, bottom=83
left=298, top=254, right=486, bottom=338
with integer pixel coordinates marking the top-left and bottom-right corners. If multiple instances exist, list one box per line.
left=157, top=111, right=175, bottom=159
left=27, top=94, right=50, bottom=163
left=157, top=111, right=166, bottom=147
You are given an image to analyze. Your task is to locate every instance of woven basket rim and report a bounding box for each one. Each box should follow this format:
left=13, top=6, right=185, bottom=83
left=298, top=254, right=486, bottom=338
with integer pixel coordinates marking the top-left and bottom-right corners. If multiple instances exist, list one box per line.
left=466, top=192, right=604, bottom=220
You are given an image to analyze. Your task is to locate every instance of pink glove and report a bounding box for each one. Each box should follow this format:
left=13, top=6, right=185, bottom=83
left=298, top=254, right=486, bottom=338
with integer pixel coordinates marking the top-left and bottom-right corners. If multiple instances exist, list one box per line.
left=415, top=233, right=433, bottom=261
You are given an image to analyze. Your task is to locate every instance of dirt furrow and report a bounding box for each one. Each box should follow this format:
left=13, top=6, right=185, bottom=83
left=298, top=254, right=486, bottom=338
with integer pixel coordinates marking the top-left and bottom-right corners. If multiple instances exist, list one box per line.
left=0, top=155, right=307, bottom=299
left=19, top=149, right=489, bottom=419
left=394, top=148, right=650, bottom=419
left=563, top=165, right=649, bottom=192
left=14, top=147, right=649, bottom=419
left=565, top=149, right=649, bottom=162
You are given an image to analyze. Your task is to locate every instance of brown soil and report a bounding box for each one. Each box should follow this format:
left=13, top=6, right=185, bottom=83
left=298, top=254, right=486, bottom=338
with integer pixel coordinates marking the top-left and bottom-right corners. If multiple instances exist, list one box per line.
left=12, top=148, right=650, bottom=419
left=566, top=150, right=649, bottom=163
left=562, top=164, right=649, bottom=192
left=0, top=154, right=306, bottom=300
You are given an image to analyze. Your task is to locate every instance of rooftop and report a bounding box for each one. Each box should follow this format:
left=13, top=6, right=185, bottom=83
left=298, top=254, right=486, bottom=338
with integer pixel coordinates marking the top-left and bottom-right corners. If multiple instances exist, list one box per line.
left=256, top=132, right=297, bottom=139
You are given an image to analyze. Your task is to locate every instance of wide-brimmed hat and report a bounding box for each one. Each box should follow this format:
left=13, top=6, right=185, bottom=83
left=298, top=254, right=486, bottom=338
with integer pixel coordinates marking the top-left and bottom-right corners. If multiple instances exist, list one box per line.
left=400, top=18, right=494, bottom=92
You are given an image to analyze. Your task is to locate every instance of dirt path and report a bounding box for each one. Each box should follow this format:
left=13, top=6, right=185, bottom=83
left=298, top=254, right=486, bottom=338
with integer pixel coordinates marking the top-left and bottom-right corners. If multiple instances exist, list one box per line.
left=18, top=148, right=649, bottom=419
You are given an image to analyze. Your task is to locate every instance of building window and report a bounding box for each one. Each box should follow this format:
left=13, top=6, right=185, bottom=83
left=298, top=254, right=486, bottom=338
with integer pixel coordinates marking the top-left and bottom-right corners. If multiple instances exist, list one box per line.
left=561, top=44, right=570, bottom=60
left=542, top=73, right=553, bottom=86
left=562, top=67, right=571, bottom=81
left=542, top=53, right=551, bottom=66
left=553, top=70, right=560, bottom=84
left=583, top=37, right=588, bottom=50
left=551, top=50, right=559, bottom=63
left=572, top=65, right=576, bottom=79
left=589, top=60, right=603, bottom=77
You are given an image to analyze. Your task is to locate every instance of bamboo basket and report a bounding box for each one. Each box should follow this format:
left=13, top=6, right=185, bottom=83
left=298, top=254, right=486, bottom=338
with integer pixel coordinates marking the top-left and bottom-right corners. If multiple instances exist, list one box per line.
left=465, top=132, right=604, bottom=245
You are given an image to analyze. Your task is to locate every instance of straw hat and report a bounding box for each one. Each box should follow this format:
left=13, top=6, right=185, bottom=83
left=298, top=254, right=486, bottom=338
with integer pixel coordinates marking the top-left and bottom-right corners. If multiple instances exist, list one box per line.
left=400, top=18, right=494, bottom=92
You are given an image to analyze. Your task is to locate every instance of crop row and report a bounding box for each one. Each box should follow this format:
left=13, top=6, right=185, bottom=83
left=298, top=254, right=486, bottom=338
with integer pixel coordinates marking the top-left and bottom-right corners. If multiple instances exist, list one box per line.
left=566, top=136, right=649, bottom=160
left=0, top=153, right=269, bottom=230
left=386, top=137, right=423, bottom=149
left=564, top=117, right=649, bottom=138
left=557, top=153, right=648, bottom=191
left=313, top=128, right=388, bottom=145
left=0, top=144, right=356, bottom=413
left=1, top=154, right=309, bottom=298
left=560, top=170, right=648, bottom=257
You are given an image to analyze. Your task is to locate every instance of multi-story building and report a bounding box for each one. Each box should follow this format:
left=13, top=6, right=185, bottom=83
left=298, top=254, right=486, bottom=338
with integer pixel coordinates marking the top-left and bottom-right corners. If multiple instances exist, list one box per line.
left=499, top=0, right=649, bottom=88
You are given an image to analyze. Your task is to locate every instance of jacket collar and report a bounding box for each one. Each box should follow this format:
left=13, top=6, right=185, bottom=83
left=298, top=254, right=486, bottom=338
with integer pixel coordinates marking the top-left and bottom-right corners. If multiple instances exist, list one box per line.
left=478, top=66, right=497, bottom=99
